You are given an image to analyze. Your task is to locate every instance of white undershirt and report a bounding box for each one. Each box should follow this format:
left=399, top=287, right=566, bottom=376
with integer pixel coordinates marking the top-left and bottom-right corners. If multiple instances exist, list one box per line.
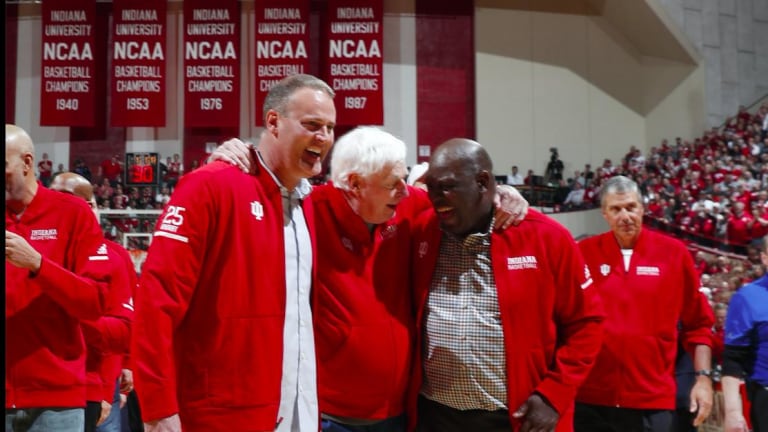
left=621, top=249, right=633, bottom=272
left=260, top=155, right=318, bottom=432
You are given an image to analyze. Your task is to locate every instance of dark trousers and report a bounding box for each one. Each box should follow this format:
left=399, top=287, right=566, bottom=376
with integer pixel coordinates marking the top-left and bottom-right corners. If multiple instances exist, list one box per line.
left=749, top=383, right=768, bottom=432
left=84, top=402, right=101, bottom=432
left=574, top=403, right=674, bottom=432
left=119, top=391, right=144, bottom=432
left=321, top=414, right=405, bottom=432
left=416, top=395, right=510, bottom=432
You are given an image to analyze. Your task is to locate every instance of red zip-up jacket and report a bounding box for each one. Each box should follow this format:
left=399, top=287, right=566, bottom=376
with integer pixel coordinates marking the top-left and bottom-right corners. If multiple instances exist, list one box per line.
left=132, top=161, right=316, bottom=432
left=408, top=209, right=604, bottom=431
left=84, top=241, right=136, bottom=403
left=577, top=229, right=714, bottom=409
left=6, top=184, right=110, bottom=408
left=310, top=184, right=429, bottom=420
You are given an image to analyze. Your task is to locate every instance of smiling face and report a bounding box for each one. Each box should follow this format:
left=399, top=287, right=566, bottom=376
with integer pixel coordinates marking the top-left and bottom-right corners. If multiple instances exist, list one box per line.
left=347, top=161, right=409, bottom=225
left=425, top=140, right=494, bottom=238
left=265, top=87, right=336, bottom=190
left=602, top=190, right=644, bottom=249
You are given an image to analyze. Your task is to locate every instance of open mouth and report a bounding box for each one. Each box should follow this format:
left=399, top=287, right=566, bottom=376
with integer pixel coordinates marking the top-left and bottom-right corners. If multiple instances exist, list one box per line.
left=435, top=206, right=454, bottom=220
left=302, top=147, right=323, bottom=165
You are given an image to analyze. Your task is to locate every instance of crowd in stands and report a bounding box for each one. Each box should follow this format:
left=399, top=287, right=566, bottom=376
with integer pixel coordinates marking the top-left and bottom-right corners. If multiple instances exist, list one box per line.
left=515, top=102, right=768, bottom=256
left=43, top=154, right=187, bottom=243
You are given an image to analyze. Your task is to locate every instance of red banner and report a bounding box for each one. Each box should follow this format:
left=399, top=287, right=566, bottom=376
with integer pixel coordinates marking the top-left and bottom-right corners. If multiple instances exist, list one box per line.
left=110, top=0, right=166, bottom=127
left=325, top=0, right=383, bottom=126
left=41, top=0, right=97, bottom=126
left=254, top=0, right=310, bottom=126
left=183, top=0, right=240, bottom=127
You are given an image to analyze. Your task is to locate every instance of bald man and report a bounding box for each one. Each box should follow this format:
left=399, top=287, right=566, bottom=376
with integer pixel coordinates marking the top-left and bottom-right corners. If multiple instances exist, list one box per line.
left=50, top=173, right=137, bottom=432
left=408, top=138, right=604, bottom=432
left=6, top=124, right=111, bottom=432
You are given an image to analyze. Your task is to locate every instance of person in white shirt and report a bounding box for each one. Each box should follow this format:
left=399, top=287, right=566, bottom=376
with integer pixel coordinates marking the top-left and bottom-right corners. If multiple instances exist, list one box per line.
left=506, top=165, right=524, bottom=186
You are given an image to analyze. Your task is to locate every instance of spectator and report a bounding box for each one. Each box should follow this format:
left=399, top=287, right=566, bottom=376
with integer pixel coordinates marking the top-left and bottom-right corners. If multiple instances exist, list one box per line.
left=506, top=165, right=524, bottom=186
left=727, top=201, right=753, bottom=251
left=52, top=162, right=66, bottom=179
left=166, top=153, right=183, bottom=190
left=562, top=181, right=586, bottom=210
left=523, top=169, right=536, bottom=186
left=154, top=186, right=171, bottom=208
left=545, top=147, right=564, bottom=183
left=6, top=124, right=110, bottom=431
left=132, top=74, right=337, bottom=432
left=584, top=163, right=595, bottom=183
left=409, top=138, right=604, bottom=432
left=712, top=302, right=727, bottom=368
left=722, top=234, right=768, bottom=432
left=575, top=176, right=715, bottom=431
left=37, top=152, right=53, bottom=186
left=100, top=155, right=124, bottom=187
left=95, top=178, right=115, bottom=202
left=74, top=158, right=94, bottom=183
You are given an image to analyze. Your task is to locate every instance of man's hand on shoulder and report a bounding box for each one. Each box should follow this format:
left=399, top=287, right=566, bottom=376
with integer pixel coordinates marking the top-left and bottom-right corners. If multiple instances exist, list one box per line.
left=494, top=184, right=529, bottom=229
left=208, top=139, right=254, bottom=173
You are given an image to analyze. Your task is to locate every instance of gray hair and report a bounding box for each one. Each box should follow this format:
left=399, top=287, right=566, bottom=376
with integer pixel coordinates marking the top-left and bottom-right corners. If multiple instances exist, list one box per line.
left=599, top=175, right=642, bottom=207
left=330, top=126, right=407, bottom=191
left=262, top=74, right=334, bottom=120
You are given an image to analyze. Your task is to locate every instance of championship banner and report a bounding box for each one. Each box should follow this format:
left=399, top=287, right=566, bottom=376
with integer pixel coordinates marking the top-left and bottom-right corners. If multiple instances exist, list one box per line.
left=325, top=0, right=383, bottom=125
left=183, top=0, right=240, bottom=127
left=41, top=0, right=97, bottom=126
left=110, top=0, right=166, bottom=126
left=254, top=0, right=310, bottom=126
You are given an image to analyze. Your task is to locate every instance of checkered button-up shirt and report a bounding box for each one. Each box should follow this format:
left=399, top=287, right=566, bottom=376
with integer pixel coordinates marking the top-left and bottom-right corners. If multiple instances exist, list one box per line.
left=421, top=222, right=507, bottom=411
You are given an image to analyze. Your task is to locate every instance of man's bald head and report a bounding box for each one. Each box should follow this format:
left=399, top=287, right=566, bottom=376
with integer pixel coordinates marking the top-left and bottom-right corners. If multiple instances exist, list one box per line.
left=5, top=124, right=38, bottom=210
left=431, top=138, right=494, bottom=175
left=50, top=172, right=95, bottom=202
left=6, top=124, right=34, bottom=156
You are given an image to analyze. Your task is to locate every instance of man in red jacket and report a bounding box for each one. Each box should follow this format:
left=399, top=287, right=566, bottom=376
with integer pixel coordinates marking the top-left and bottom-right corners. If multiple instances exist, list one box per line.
left=132, top=74, right=337, bottom=432
left=5, top=124, right=111, bottom=431
left=575, top=175, right=715, bottom=432
left=409, top=138, right=605, bottom=432
left=50, top=172, right=137, bottom=432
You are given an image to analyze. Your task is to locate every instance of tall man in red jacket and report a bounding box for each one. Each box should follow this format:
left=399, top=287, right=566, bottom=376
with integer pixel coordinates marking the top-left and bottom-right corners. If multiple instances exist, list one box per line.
left=132, top=74, right=337, bottom=432
left=5, top=124, right=111, bottom=431
left=50, top=172, right=137, bottom=432
left=409, top=138, right=605, bottom=432
left=575, top=175, right=715, bottom=432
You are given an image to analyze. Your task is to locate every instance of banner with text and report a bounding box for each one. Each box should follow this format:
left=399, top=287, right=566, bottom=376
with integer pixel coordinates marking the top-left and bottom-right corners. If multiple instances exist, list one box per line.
left=183, top=0, right=240, bottom=127
left=325, top=0, right=383, bottom=125
left=254, top=0, right=310, bottom=126
left=110, top=0, right=166, bottom=126
left=41, top=0, right=97, bottom=126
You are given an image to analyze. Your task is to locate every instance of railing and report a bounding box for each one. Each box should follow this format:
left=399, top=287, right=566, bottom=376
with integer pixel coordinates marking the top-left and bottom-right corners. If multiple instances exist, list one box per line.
left=643, top=215, right=749, bottom=258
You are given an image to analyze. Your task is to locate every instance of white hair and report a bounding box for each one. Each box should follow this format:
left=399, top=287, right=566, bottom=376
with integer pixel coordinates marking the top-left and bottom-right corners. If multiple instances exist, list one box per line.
left=330, top=126, right=407, bottom=191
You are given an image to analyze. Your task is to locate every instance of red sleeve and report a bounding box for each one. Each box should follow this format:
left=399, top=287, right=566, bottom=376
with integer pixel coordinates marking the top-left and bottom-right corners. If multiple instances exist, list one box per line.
left=99, top=354, right=123, bottom=402
left=81, top=242, right=137, bottom=355
left=535, top=226, right=605, bottom=415
left=27, top=203, right=110, bottom=321
left=132, top=172, right=212, bottom=422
